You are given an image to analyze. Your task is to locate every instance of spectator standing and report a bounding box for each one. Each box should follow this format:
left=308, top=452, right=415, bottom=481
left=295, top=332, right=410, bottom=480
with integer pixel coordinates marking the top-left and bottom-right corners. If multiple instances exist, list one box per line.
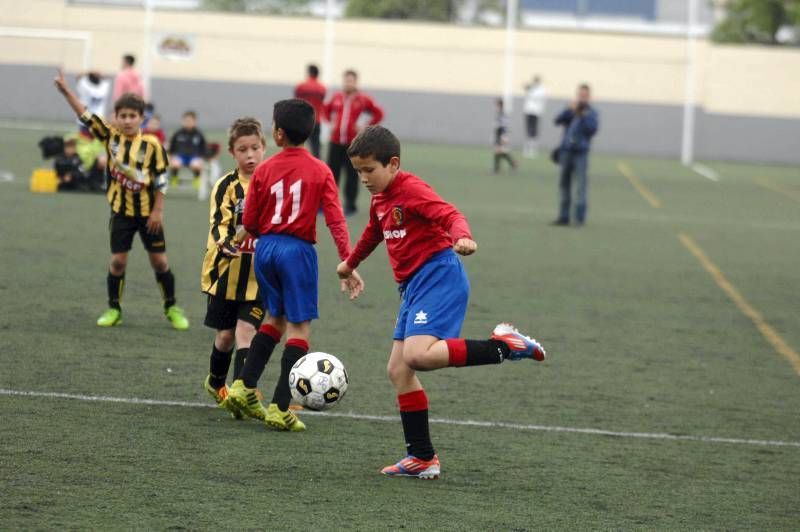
left=76, top=71, right=111, bottom=120
left=294, top=64, right=326, bottom=158
left=112, top=54, right=146, bottom=102
left=552, top=84, right=599, bottom=227
left=324, top=69, right=384, bottom=216
left=522, top=76, right=546, bottom=158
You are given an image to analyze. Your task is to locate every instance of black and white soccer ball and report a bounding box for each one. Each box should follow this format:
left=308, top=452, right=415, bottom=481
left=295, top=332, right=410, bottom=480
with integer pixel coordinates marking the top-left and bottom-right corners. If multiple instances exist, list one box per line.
left=289, top=352, right=348, bottom=411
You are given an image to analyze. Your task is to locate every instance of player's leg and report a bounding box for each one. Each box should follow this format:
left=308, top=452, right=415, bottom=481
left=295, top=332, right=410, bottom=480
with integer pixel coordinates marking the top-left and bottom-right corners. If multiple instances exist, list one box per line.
left=99, top=215, right=136, bottom=326
left=229, top=238, right=286, bottom=420
left=263, top=236, right=318, bottom=430
left=401, top=249, right=545, bottom=369
left=140, top=218, right=188, bottom=329
left=381, top=340, right=440, bottom=479
left=189, top=157, right=204, bottom=189
left=264, top=320, right=309, bottom=431
left=231, top=302, right=263, bottom=381
left=168, top=155, right=181, bottom=184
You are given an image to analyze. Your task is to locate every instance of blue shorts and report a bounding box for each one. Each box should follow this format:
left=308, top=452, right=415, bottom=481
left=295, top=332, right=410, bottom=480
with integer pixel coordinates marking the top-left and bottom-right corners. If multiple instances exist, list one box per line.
left=176, top=154, right=202, bottom=167
left=253, top=233, right=319, bottom=323
left=393, top=249, right=470, bottom=341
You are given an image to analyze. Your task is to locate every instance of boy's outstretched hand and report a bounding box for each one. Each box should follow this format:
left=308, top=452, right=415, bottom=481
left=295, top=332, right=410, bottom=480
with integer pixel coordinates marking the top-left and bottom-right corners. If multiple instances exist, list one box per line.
left=54, top=69, right=69, bottom=95
left=454, top=238, right=477, bottom=256
left=337, top=261, right=365, bottom=300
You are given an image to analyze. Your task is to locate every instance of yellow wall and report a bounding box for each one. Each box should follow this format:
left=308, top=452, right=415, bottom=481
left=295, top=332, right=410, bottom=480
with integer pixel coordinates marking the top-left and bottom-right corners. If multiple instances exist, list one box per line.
left=2, top=0, right=799, bottom=117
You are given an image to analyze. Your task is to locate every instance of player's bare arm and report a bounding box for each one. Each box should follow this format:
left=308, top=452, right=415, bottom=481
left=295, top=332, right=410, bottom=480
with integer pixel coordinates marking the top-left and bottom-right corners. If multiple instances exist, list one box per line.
left=146, top=191, right=165, bottom=234
left=453, top=238, right=477, bottom=256
left=54, top=69, right=87, bottom=117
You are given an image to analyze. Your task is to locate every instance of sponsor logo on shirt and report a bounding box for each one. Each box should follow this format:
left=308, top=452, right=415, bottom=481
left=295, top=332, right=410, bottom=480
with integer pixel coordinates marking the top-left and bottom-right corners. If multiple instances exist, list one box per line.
left=383, top=229, right=406, bottom=240
left=414, top=310, right=428, bottom=325
left=110, top=164, right=144, bottom=192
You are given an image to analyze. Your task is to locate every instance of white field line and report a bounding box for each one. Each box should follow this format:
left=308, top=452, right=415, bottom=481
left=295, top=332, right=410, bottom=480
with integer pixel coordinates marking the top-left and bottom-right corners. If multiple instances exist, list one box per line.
left=2, top=388, right=799, bottom=449
left=691, top=163, right=720, bottom=182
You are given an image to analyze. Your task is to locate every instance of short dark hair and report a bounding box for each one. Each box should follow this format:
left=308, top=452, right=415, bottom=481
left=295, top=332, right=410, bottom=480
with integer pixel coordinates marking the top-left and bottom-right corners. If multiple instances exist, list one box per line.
left=123, top=54, right=136, bottom=66
left=114, top=92, right=145, bottom=115
left=183, top=110, right=197, bottom=119
left=579, top=83, right=591, bottom=92
left=344, top=69, right=358, bottom=79
left=228, top=117, right=266, bottom=150
left=308, top=64, right=319, bottom=78
left=347, top=125, right=400, bottom=165
left=273, top=98, right=315, bottom=145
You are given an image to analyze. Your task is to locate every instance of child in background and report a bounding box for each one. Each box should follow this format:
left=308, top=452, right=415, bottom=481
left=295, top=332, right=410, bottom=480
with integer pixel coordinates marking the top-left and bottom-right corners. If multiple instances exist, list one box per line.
left=143, top=113, right=166, bottom=145
left=493, top=98, right=517, bottom=174
left=169, top=110, right=207, bottom=188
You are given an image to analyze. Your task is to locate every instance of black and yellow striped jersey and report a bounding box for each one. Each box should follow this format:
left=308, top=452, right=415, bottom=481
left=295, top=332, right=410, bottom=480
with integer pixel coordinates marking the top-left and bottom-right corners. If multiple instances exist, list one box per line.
left=201, top=169, right=260, bottom=302
left=80, top=111, right=169, bottom=217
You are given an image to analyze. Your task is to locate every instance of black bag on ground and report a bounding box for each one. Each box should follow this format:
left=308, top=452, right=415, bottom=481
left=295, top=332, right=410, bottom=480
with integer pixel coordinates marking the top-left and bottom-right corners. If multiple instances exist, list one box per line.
left=38, top=136, right=64, bottom=159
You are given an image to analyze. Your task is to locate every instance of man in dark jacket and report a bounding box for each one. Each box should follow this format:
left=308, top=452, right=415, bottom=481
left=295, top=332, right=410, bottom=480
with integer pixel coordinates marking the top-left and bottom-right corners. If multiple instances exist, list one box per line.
left=552, top=84, right=599, bottom=226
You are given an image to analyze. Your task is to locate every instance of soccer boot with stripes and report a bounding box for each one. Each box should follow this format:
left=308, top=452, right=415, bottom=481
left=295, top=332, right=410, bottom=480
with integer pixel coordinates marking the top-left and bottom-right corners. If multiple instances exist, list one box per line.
left=96, top=308, right=122, bottom=327
left=203, top=375, right=243, bottom=420
left=264, top=403, right=306, bottom=432
left=381, top=455, right=440, bottom=480
left=491, top=323, right=546, bottom=361
left=227, top=379, right=268, bottom=421
left=165, top=305, right=190, bottom=330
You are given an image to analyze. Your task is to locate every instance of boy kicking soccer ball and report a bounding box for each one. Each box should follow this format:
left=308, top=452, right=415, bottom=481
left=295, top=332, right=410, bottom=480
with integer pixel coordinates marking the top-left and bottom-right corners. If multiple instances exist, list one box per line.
left=227, top=99, right=363, bottom=431
left=201, top=118, right=267, bottom=418
left=337, top=125, right=546, bottom=479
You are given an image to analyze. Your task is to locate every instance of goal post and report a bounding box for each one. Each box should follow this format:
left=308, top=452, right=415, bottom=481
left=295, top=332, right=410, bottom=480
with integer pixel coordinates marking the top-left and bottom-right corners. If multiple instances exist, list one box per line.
left=0, top=26, right=92, bottom=71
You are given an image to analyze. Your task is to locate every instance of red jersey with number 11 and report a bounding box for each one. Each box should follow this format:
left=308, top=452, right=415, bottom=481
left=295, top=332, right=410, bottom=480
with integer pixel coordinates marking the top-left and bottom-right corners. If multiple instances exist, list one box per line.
left=243, top=147, right=351, bottom=260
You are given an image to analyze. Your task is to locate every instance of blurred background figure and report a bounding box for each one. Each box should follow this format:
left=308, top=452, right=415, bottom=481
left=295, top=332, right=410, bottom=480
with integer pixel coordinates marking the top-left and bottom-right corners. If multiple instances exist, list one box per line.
left=522, top=75, right=546, bottom=158
left=76, top=71, right=111, bottom=123
left=112, top=54, right=145, bottom=102
left=294, top=63, right=326, bottom=158
left=493, top=98, right=517, bottom=174
left=168, top=110, right=207, bottom=189
left=552, top=84, right=599, bottom=227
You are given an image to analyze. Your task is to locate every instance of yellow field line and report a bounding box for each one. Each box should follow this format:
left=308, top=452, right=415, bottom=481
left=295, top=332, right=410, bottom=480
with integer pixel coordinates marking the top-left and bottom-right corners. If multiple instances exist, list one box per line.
left=678, top=232, right=800, bottom=377
left=617, top=161, right=661, bottom=209
left=755, top=176, right=800, bottom=203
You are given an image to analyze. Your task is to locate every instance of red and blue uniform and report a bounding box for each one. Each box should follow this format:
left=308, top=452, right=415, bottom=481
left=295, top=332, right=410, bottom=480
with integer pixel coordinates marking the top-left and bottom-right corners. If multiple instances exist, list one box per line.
left=243, top=147, right=351, bottom=322
left=345, top=170, right=472, bottom=339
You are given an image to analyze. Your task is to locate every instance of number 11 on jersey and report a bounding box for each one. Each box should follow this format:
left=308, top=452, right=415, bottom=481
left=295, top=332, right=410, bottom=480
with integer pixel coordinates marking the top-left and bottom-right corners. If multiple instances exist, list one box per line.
left=270, top=179, right=302, bottom=225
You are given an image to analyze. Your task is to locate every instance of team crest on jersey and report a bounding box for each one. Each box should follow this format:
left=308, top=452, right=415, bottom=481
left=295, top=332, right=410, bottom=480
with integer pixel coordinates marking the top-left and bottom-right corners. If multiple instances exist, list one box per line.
left=391, top=206, right=404, bottom=226
left=235, top=198, right=245, bottom=215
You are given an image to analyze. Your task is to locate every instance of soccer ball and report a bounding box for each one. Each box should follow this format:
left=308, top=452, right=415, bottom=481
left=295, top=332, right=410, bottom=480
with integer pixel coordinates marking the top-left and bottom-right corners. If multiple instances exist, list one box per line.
left=289, top=352, right=348, bottom=411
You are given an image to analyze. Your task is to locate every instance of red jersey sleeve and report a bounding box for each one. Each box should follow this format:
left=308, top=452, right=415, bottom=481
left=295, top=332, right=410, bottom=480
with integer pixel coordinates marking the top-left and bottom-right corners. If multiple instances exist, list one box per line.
left=242, top=167, right=263, bottom=236
left=408, top=183, right=472, bottom=242
left=364, top=94, right=384, bottom=125
left=346, top=205, right=384, bottom=269
left=321, top=172, right=351, bottom=260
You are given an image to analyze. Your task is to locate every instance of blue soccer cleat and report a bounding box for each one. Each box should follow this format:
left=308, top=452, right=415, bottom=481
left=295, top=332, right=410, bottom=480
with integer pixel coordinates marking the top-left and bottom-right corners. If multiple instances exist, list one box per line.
left=491, top=323, right=546, bottom=361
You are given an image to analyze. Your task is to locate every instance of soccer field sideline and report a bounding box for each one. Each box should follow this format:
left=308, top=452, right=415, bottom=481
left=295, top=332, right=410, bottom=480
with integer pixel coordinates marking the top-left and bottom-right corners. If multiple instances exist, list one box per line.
left=4, top=387, right=800, bottom=449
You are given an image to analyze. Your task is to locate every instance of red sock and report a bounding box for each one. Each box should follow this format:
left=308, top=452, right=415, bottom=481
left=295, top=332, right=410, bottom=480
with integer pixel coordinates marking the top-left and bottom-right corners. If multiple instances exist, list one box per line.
left=446, top=339, right=467, bottom=367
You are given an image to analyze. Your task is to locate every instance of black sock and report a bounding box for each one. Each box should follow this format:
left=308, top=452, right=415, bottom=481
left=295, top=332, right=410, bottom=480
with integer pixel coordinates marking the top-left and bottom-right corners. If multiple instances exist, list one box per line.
left=233, top=348, right=248, bottom=381
left=192, top=168, right=201, bottom=178
left=209, top=344, right=233, bottom=388
left=240, top=332, right=278, bottom=388
left=155, top=269, right=176, bottom=309
left=272, top=342, right=308, bottom=411
left=466, top=339, right=509, bottom=365
left=401, top=411, right=435, bottom=460
left=170, top=168, right=178, bottom=179
left=107, top=272, right=124, bottom=310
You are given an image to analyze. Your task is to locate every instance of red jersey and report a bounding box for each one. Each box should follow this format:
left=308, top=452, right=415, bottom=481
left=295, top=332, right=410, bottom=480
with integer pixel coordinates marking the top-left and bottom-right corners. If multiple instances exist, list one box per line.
left=294, top=77, right=326, bottom=124
left=243, top=147, right=351, bottom=260
left=345, top=171, right=472, bottom=283
left=324, top=91, right=384, bottom=145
